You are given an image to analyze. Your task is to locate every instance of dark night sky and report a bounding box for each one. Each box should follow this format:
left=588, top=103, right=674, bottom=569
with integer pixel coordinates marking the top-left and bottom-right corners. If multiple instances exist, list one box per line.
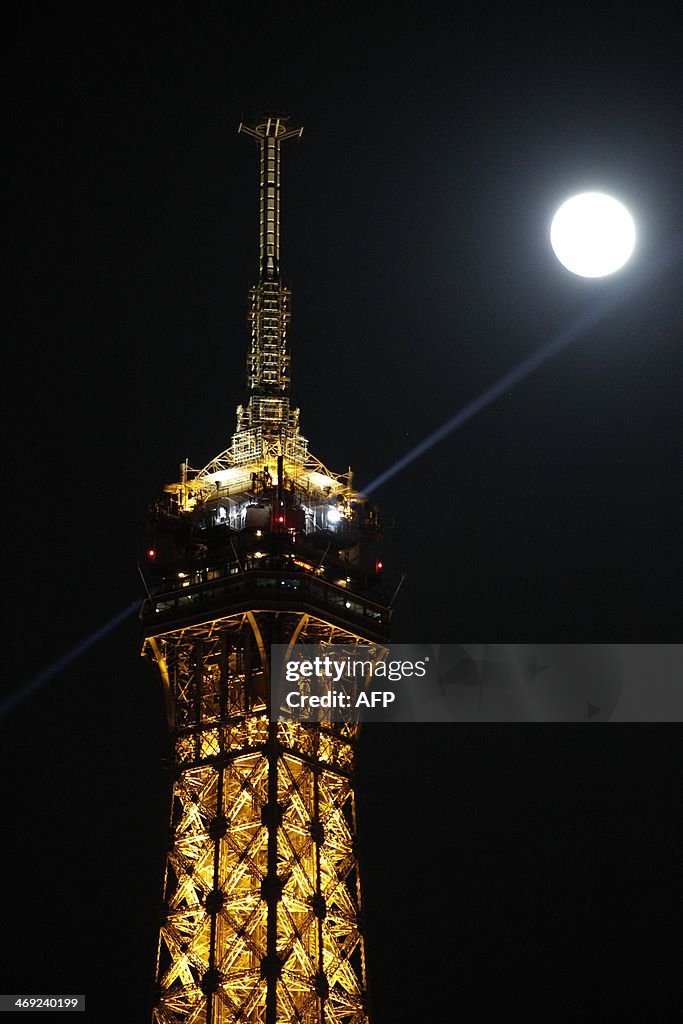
left=3, top=4, right=682, bottom=1019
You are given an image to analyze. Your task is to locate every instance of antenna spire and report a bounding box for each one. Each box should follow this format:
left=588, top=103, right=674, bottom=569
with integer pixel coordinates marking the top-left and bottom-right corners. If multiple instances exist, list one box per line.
left=238, top=115, right=303, bottom=281
left=229, top=116, right=306, bottom=466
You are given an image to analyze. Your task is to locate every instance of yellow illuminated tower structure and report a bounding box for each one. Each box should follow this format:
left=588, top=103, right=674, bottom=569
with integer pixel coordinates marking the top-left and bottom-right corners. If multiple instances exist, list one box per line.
left=140, top=116, right=389, bottom=1024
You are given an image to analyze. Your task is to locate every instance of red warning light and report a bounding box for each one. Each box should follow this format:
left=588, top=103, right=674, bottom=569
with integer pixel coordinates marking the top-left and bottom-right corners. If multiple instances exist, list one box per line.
left=375, top=560, right=383, bottom=572
left=278, top=516, right=285, bottom=524
left=147, top=549, right=156, bottom=560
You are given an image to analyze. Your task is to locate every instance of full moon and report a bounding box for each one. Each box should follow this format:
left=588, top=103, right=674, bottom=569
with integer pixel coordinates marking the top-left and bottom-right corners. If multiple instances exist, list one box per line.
left=550, top=192, right=636, bottom=277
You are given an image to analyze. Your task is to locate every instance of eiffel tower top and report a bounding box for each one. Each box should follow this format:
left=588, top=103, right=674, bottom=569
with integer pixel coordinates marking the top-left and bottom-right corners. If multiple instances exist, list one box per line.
left=165, top=117, right=354, bottom=507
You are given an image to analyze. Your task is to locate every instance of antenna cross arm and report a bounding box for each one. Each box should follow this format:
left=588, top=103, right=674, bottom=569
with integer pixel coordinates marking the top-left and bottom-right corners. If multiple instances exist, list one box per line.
left=238, top=118, right=303, bottom=141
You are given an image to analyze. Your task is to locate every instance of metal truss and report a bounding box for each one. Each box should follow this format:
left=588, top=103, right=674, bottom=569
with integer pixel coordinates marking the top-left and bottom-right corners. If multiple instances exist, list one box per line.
left=143, top=610, right=376, bottom=1024
left=197, top=446, right=350, bottom=491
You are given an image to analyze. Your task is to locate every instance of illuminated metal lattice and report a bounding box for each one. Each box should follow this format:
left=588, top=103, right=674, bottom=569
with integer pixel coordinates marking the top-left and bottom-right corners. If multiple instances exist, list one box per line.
left=143, top=612, right=378, bottom=1024
left=142, top=116, right=388, bottom=1024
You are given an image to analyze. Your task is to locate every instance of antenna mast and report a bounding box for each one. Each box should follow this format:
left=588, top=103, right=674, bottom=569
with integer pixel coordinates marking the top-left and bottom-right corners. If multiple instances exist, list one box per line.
left=238, top=115, right=303, bottom=282
left=233, top=116, right=304, bottom=463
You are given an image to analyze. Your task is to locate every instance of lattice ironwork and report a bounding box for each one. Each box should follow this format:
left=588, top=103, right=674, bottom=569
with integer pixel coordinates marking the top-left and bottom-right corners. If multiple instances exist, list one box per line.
left=144, top=611, right=375, bottom=1024
left=143, top=117, right=388, bottom=1024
